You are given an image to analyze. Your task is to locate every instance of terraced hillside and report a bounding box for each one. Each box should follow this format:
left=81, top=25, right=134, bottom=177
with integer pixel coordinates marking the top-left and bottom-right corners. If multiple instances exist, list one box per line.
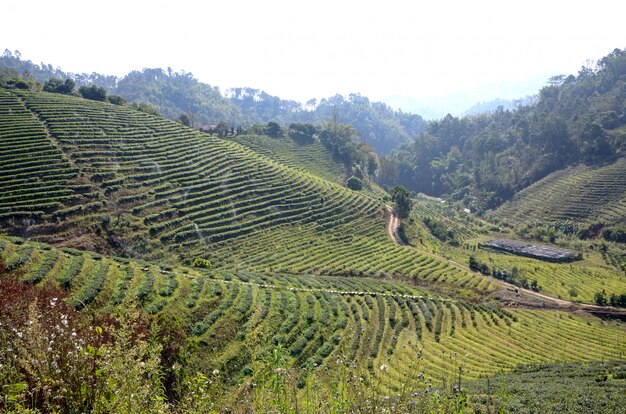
left=0, top=89, right=487, bottom=294
left=408, top=195, right=626, bottom=304
left=491, top=158, right=626, bottom=226
left=2, top=237, right=625, bottom=392
left=229, top=134, right=347, bottom=185
left=2, top=87, right=626, bottom=412
left=0, top=89, right=96, bottom=223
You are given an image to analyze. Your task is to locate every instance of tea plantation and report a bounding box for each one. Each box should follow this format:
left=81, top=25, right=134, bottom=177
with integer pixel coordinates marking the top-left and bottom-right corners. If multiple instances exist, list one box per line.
left=1, top=237, right=625, bottom=393
left=1, top=88, right=625, bottom=411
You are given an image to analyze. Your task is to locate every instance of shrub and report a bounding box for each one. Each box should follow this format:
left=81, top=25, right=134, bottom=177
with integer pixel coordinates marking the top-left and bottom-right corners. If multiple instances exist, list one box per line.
left=192, top=257, right=212, bottom=269
left=594, top=290, right=608, bottom=306
left=346, top=176, right=363, bottom=191
left=107, top=95, right=127, bottom=105
left=43, top=78, right=75, bottom=94
left=79, top=85, right=107, bottom=101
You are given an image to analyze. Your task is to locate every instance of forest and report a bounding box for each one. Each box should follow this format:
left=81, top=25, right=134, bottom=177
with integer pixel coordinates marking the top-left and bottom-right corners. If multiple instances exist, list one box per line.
left=382, top=48, right=626, bottom=213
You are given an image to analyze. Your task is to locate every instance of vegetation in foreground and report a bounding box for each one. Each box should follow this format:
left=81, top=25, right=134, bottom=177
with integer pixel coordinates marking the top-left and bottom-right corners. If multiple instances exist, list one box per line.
left=2, top=274, right=624, bottom=413
left=0, top=274, right=468, bottom=413
left=2, top=237, right=626, bottom=413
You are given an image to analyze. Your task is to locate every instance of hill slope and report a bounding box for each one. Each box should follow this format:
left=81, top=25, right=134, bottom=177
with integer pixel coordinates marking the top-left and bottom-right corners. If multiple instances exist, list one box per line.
left=491, top=158, right=626, bottom=226
left=0, top=52, right=426, bottom=154
left=386, top=48, right=626, bottom=213
left=0, top=88, right=484, bottom=295
left=2, top=237, right=625, bottom=392
left=2, top=87, right=626, bottom=411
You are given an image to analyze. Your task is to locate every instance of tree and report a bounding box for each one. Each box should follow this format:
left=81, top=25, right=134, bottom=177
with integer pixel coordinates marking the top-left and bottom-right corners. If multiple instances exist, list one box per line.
left=178, top=113, right=192, bottom=127
left=594, top=290, right=608, bottom=306
left=215, top=121, right=228, bottom=137
left=266, top=121, right=282, bottom=138
left=288, top=123, right=316, bottom=144
left=367, top=155, right=377, bottom=178
left=390, top=185, right=412, bottom=219
left=43, top=78, right=74, bottom=94
left=346, top=176, right=363, bottom=191
left=79, top=85, right=107, bottom=101
left=130, top=102, right=159, bottom=116
left=107, top=95, right=127, bottom=106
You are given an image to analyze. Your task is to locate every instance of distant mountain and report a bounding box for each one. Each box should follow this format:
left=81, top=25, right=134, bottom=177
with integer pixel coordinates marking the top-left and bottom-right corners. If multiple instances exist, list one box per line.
left=382, top=74, right=550, bottom=119
left=462, top=96, right=535, bottom=116
left=0, top=50, right=424, bottom=155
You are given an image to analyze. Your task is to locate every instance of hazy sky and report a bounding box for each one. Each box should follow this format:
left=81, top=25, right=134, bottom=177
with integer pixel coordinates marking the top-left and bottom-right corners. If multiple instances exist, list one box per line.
left=1, top=0, right=624, bottom=107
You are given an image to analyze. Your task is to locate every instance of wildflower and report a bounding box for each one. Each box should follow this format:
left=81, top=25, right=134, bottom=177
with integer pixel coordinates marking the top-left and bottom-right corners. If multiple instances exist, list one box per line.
left=212, top=369, right=219, bottom=375
left=380, top=364, right=388, bottom=372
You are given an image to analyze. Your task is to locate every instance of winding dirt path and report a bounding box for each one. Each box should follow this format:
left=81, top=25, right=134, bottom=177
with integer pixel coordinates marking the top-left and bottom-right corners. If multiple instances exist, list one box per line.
left=385, top=205, right=404, bottom=245
left=383, top=205, right=626, bottom=315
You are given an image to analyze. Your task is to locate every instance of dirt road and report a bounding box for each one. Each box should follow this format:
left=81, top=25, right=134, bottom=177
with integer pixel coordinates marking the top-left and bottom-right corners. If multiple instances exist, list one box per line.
left=385, top=205, right=404, bottom=245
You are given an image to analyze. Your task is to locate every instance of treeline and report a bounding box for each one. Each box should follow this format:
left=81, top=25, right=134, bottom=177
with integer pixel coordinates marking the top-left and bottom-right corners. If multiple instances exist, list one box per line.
left=0, top=67, right=159, bottom=116
left=594, top=290, right=626, bottom=308
left=0, top=50, right=425, bottom=155
left=247, top=120, right=379, bottom=184
left=228, top=89, right=425, bottom=154
left=383, top=48, right=626, bottom=213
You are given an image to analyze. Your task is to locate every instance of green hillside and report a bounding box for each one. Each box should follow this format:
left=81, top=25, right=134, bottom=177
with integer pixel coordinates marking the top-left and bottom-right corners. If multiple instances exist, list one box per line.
left=227, top=134, right=347, bottom=185
left=2, top=86, right=626, bottom=412
left=386, top=48, right=626, bottom=213
left=0, top=88, right=486, bottom=295
left=0, top=52, right=427, bottom=155
left=491, top=158, right=626, bottom=226
left=407, top=195, right=626, bottom=304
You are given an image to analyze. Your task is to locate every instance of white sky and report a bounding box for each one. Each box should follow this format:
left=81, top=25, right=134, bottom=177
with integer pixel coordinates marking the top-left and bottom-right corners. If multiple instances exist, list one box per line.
left=1, top=0, right=624, bottom=106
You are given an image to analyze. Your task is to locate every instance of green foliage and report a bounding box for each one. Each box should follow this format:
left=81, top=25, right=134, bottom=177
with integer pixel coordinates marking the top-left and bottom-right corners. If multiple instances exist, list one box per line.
left=594, top=290, right=626, bottom=307
left=0, top=277, right=169, bottom=413
left=391, top=185, right=412, bottom=219
left=467, top=361, right=626, bottom=413
left=603, top=226, right=626, bottom=243
left=129, top=101, right=159, bottom=115
left=346, top=175, right=363, bottom=191
left=43, top=77, right=74, bottom=94
left=79, top=85, right=107, bottom=101
left=423, top=216, right=455, bottom=242
left=288, top=122, right=316, bottom=144
left=229, top=89, right=425, bottom=154
left=0, top=52, right=425, bottom=153
left=319, top=120, right=357, bottom=163
left=116, top=68, right=242, bottom=126
left=1, top=238, right=626, bottom=412
left=107, top=94, right=126, bottom=106
left=594, top=290, right=608, bottom=306
left=178, top=113, right=191, bottom=127
left=468, top=256, right=490, bottom=275
left=192, top=257, right=212, bottom=269
left=386, top=47, right=626, bottom=211
left=265, top=121, right=282, bottom=138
